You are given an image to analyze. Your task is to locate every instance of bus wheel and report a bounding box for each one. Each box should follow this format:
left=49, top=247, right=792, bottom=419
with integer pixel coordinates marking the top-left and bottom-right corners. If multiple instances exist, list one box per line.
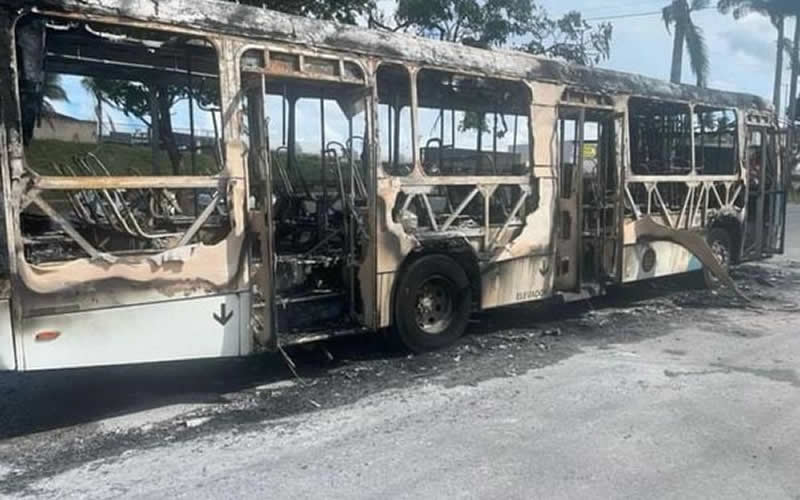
left=393, top=254, right=471, bottom=353
left=703, top=227, right=732, bottom=289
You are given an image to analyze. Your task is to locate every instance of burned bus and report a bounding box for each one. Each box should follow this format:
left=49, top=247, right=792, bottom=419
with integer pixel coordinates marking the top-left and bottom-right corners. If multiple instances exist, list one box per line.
left=0, top=0, right=787, bottom=370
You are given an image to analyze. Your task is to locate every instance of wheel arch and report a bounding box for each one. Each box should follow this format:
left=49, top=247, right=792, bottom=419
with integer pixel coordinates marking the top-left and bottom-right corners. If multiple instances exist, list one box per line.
left=708, top=213, right=744, bottom=263
left=391, top=237, right=482, bottom=326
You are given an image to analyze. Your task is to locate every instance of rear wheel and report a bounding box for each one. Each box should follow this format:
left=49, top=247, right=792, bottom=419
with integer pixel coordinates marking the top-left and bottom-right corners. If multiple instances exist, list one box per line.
left=392, top=254, right=471, bottom=353
left=703, top=227, right=732, bottom=289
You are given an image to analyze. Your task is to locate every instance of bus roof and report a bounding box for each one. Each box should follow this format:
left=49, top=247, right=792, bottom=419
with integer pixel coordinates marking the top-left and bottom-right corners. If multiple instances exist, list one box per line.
left=21, top=0, right=772, bottom=113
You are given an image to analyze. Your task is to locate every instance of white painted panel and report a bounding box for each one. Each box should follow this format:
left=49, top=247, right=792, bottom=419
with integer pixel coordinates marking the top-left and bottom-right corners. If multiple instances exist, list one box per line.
left=376, top=272, right=395, bottom=328
left=481, top=254, right=554, bottom=310
left=238, top=291, right=253, bottom=355
left=20, top=293, right=247, bottom=370
left=622, top=242, right=700, bottom=283
left=0, top=300, right=15, bottom=370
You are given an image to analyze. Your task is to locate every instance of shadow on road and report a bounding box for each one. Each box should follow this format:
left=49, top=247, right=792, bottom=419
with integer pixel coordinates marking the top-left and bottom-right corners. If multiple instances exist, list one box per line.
left=0, top=354, right=292, bottom=440
left=0, top=272, right=710, bottom=440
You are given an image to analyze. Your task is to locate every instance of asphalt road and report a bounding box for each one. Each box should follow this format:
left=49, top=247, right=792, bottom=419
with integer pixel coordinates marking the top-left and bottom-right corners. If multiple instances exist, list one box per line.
left=2, top=206, right=800, bottom=499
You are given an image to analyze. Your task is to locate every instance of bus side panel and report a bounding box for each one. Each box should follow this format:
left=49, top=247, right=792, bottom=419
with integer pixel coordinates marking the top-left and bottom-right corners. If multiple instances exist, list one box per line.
left=481, top=254, right=554, bottom=309
left=18, top=292, right=250, bottom=371
left=621, top=241, right=701, bottom=283
left=0, top=300, right=14, bottom=370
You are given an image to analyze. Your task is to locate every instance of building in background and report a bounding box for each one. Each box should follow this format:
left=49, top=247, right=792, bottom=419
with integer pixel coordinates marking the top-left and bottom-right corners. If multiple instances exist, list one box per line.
left=34, top=112, right=97, bottom=144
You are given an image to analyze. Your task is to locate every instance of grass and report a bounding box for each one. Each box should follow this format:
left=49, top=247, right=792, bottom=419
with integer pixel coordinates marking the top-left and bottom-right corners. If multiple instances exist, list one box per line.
left=24, top=140, right=347, bottom=187
left=25, top=139, right=219, bottom=176
left=789, top=186, right=800, bottom=204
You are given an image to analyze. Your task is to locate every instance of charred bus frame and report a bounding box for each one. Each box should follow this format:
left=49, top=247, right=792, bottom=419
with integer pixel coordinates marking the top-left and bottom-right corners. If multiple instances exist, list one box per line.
left=0, top=0, right=786, bottom=370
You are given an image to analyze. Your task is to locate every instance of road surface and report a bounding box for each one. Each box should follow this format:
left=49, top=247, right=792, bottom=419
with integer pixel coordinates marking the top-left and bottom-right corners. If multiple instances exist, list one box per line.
left=1, top=206, right=799, bottom=499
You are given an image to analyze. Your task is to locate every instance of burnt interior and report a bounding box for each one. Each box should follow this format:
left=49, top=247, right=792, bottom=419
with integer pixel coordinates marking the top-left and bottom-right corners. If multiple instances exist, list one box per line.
left=387, top=67, right=535, bottom=256
left=693, top=105, right=738, bottom=175
left=16, top=15, right=229, bottom=264
left=241, top=50, right=370, bottom=334
left=744, top=127, right=784, bottom=258
left=629, top=97, right=693, bottom=176
left=415, top=69, right=530, bottom=177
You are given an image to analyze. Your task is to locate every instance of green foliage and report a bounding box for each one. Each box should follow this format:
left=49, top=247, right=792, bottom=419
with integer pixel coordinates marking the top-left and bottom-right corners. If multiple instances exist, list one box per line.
left=236, top=0, right=375, bottom=24
left=389, top=0, right=613, bottom=135
left=717, top=0, right=799, bottom=25
left=43, top=74, right=68, bottom=103
left=394, top=0, right=534, bottom=47
left=392, top=0, right=612, bottom=65
left=25, top=139, right=218, bottom=176
left=271, top=151, right=348, bottom=186
left=82, top=77, right=219, bottom=126
left=78, top=0, right=375, bottom=152
left=458, top=111, right=489, bottom=134
left=41, top=74, right=69, bottom=121
left=83, top=79, right=152, bottom=125
left=520, top=10, right=613, bottom=66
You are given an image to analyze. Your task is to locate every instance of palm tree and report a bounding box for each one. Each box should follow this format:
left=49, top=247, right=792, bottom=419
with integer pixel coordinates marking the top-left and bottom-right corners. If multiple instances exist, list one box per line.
left=717, top=0, right=797, bottom=114
left=663, top=0, right=710, bottom=87
left=41, top=73, right=69, bottom=125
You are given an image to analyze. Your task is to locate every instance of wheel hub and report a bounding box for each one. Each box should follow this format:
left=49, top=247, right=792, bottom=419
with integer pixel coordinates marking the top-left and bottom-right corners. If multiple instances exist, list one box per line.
left=415, top=277, right=454, bottom=335
left=711, top=240, right=730, bottom=267
left=706, top=237, right=730, bottom=287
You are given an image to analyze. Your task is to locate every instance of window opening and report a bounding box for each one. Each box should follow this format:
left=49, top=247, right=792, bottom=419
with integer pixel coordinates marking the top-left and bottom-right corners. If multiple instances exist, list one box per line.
left=694, top=106, right=737, bottom=175
left=629, top=98, right=692, bottom=176
left=416, top=69, right=530, bottom=177
left=16, top=16, right=228, bottom=265
left=377, top=64, right=413, bottom=175
left=558, top=112, right=580, bottom=199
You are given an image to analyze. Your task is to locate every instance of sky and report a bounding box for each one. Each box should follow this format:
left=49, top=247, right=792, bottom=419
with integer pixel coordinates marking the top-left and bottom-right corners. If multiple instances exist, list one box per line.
left=537, top=0, right=790, bottom=102
left=50, top=0, right=792, bottom=155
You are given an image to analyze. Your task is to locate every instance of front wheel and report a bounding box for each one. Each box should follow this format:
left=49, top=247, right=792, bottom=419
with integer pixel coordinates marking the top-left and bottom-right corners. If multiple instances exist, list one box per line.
left=703, top=227, right=732, bottom=289
left=392, top=254, right=471, bottom=353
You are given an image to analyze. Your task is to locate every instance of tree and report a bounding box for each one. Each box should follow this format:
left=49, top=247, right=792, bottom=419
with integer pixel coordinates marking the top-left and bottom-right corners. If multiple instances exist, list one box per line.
left=235, top=0, right=375, bottom=24
left=83, top=77, right=219, bottom=175
left=717, top=0, right=798, bottom=114
left=384, top=0, right=612, bottom=137
left=522, top=11, right=613, bottom=66
left=662, top=0, right=710, bottom=87
left=391, top=0, right=533, bottom=47
left=388, top=0, right=612, bottom=65
left=71, top=0, right=375, bottom=173
left=41, top=73, right=69, bottom=119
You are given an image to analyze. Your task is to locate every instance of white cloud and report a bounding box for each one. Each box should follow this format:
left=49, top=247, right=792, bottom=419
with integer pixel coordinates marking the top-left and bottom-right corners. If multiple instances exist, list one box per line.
left=529, top=0, right=783, bottom=100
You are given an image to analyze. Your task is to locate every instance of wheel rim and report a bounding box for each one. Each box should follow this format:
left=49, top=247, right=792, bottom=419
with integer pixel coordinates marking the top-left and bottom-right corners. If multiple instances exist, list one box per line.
left=415, top=276, right=455, bottom=335
left=707, top=239, right=730, bottom=285
left=710, top=239, right=730, bottom=268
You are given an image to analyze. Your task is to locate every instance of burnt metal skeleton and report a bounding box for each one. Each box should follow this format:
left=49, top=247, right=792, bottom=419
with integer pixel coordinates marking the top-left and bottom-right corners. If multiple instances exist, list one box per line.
left=0, top=0, right=785, bottom=372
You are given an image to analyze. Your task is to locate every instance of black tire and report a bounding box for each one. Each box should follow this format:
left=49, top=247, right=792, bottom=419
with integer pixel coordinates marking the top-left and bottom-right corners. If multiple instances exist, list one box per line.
left=703, top=227, right=732, bottom=289
left=392, top=254, right=471, bottom=353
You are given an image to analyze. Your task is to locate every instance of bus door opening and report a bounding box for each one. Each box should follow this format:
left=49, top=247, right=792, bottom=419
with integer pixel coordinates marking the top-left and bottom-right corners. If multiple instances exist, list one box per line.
left=555, top=107, right=619, bottom=293
left=744, top=126, right=786, bottom=258
left=240, top=49, right=371, bottom=341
